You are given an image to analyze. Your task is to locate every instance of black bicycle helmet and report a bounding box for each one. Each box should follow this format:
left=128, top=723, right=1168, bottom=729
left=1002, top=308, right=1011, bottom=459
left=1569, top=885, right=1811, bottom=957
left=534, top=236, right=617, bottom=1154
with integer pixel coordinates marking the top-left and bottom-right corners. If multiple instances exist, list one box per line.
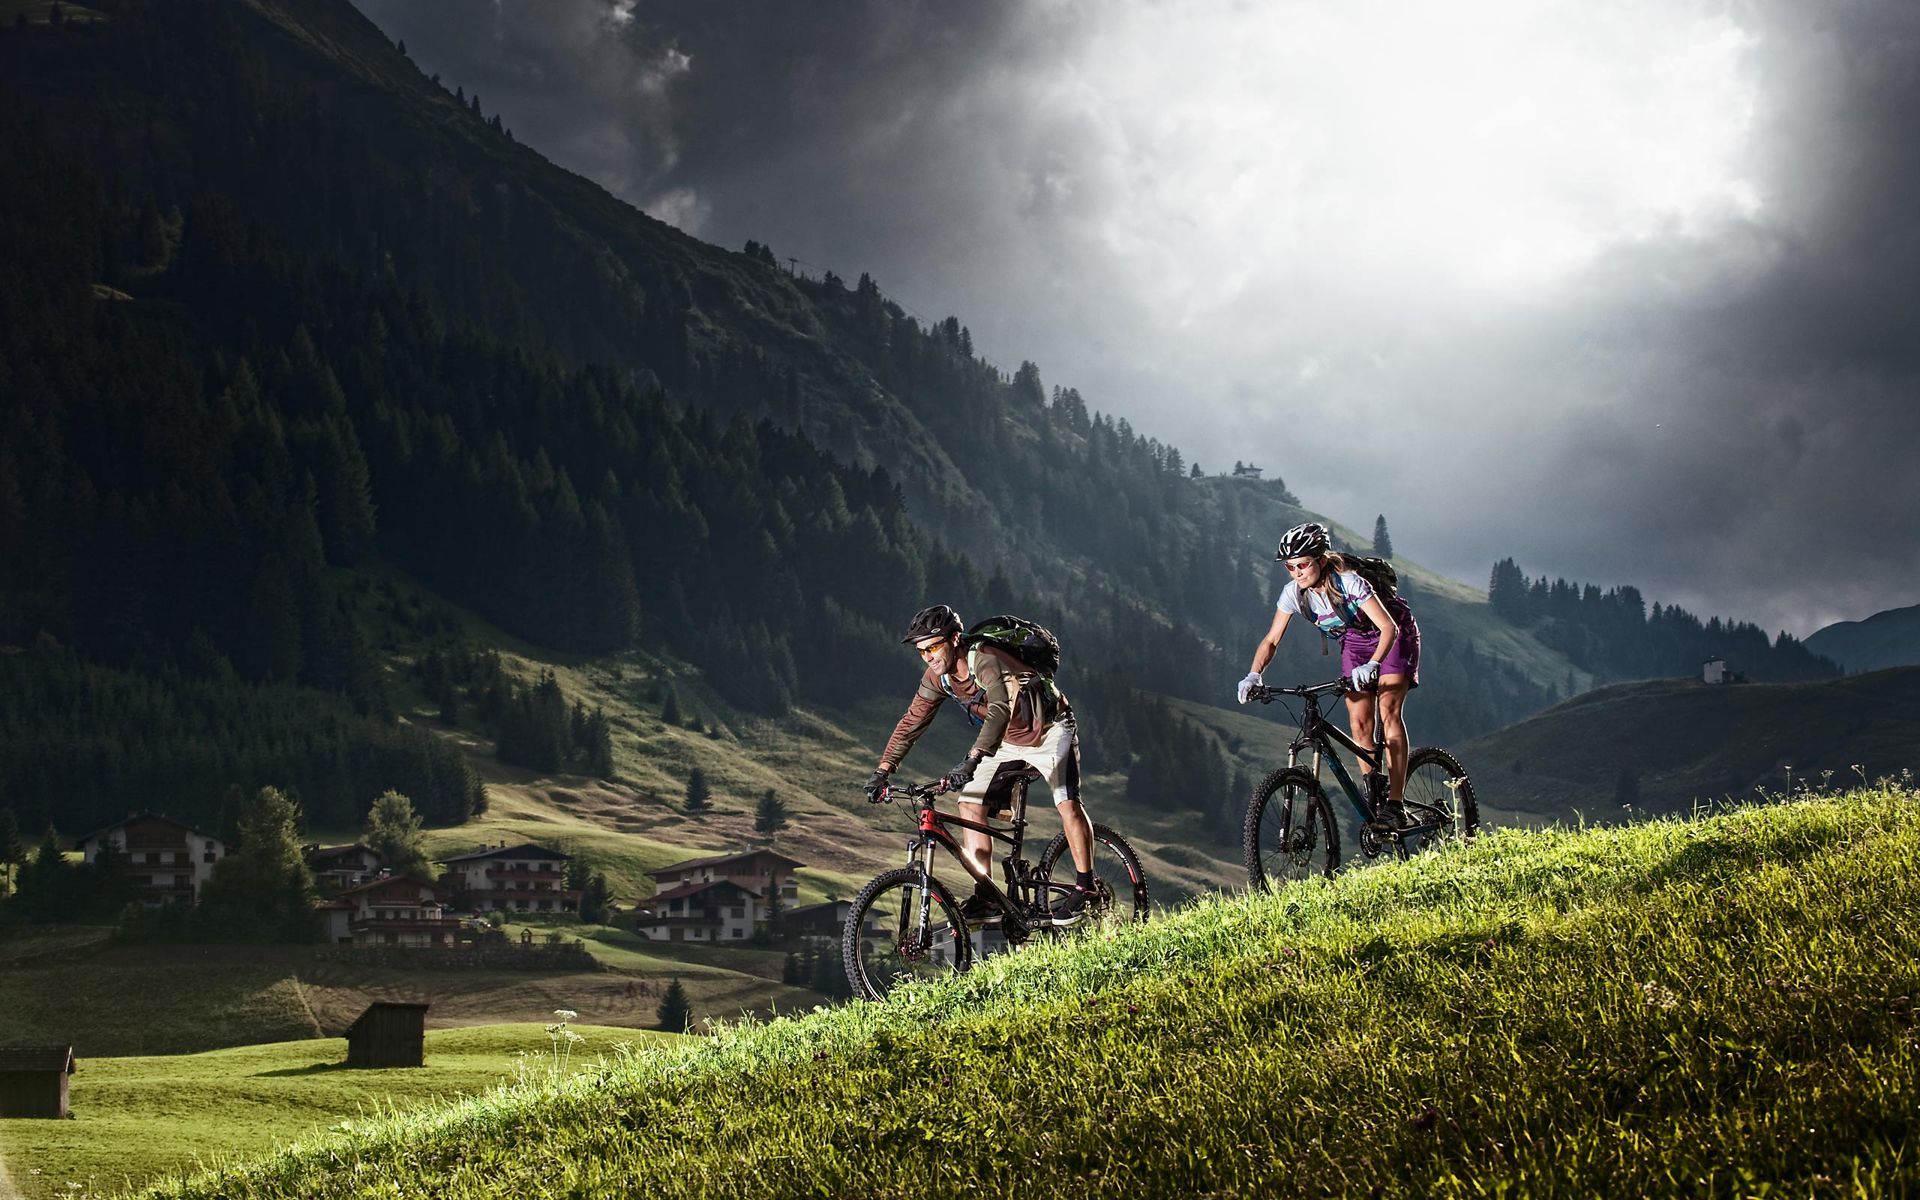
left=900, top=604, right=964, bottom=644
left=1275, top=521, right=1331, bottom=561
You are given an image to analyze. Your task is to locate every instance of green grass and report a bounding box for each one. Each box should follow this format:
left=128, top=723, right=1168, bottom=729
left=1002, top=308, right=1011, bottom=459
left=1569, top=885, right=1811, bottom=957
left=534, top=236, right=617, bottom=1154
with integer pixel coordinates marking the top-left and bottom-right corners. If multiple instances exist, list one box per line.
left=0, top=957, right=323, bottom=1056
left=0, top=1024, right=682, bottom=1200
left=134, top=785, right=1920, bottom=1198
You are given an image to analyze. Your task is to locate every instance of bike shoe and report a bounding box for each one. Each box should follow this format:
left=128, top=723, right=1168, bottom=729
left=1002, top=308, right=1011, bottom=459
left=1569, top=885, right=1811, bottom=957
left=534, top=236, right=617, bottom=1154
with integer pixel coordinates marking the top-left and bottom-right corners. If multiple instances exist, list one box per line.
left=1049, top=882, right=1104, bottom=921
left=1377, top=801, right=1410, bottom=829
left=958, top=891, right=1001, bottom=925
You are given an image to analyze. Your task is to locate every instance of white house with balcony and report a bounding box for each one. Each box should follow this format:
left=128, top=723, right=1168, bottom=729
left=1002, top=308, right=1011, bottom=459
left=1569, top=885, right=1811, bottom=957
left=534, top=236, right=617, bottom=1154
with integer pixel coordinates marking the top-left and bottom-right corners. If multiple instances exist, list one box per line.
left=73, top=812, right=224, bottom=906
left=638, top=878, right=762, bottom=942
left=636, top=848, right=803, bottom=942
left=318, top=874, right=460, bottom=947
left=436, top=842, right=580, bottom=914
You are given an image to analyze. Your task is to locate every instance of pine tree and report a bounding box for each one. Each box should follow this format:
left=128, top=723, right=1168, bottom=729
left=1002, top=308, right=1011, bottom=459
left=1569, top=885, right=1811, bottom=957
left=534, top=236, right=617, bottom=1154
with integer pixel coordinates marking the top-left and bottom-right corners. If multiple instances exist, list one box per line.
left=753, top=788, right=788, bottom=836
left=683, top=768, right=712, bottom=813
left=578, top=869, right=612, bottom=924
left=1372, top=515, right=1394, bottom=558
left=364, top=789, right=428, bottom=877
left=657, top=978, right=692, bottom=1032
left=17, top=825, right=73, bottom=922
left=660, top=688, right=681, bottom=726
left=198, top=786, right=317, bottom=942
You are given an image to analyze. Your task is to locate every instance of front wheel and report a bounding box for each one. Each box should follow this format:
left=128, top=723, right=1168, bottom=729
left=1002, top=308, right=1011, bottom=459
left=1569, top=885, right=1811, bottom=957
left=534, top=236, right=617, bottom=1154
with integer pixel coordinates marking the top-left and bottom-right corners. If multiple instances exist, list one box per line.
left=1244, top=767, right=1341, bottom=890
left=842, top=867, right=972, bottom=1002
left=1400, top=746, right=1480, bottom=852
left=1038, top=823, right=1151, bottom=925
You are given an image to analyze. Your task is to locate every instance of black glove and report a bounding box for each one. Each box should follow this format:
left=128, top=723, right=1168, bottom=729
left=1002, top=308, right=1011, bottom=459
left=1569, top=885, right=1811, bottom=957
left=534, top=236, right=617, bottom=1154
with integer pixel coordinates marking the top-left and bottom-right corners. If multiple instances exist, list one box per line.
left=942, top=754, right=981, bottom=793
left=864, top=769, right=891, bottom=803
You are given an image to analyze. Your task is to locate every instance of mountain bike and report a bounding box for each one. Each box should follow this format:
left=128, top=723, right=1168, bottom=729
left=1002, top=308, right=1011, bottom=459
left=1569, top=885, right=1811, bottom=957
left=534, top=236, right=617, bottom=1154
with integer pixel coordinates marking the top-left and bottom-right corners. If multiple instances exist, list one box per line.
left=843, top=769, right=1150, bottom=1001
left=1242, top=678, right=1478, bottom=889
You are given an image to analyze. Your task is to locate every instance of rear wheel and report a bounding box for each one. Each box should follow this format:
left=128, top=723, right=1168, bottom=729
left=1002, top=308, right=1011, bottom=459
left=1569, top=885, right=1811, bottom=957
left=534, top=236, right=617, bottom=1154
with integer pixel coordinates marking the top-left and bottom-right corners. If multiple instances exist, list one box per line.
left=842, top=867, right=972, bottom=1001
left=1244, top=767, right=1341, bottom=890
left=1400, top=747, right=1479, bottom=852
left=1038, top=823, right=1151, bottom=926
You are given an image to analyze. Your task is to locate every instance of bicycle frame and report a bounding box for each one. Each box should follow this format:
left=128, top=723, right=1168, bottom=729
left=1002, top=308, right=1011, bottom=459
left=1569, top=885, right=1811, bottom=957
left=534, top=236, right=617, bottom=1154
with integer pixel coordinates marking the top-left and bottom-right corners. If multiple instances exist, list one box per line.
left=896, top=775, right=1050, bottom=937
left=1285, top=686, right=1388, bottom=825
left=1275, top=682, right=1446, bottom=843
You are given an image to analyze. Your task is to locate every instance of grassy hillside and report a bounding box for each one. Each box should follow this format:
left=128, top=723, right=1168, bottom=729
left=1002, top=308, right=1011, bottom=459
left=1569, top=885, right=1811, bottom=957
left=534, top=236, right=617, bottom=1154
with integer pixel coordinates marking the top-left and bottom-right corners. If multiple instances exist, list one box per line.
left=138, top=785, right=1920, bottom=1198
left=1460, top=666, right=1920, bottom=824
left=0, top=938, right=813, bottom=1059
left=349, top=565, right=1253, bottom=910
left=0, top=1023, right=681, bottom=1200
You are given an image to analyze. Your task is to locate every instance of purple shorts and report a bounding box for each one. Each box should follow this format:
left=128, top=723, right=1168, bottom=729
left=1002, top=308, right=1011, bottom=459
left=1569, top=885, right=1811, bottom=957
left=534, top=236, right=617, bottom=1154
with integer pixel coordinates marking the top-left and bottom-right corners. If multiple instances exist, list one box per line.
left=1341, top=596, right=1420, bottom=688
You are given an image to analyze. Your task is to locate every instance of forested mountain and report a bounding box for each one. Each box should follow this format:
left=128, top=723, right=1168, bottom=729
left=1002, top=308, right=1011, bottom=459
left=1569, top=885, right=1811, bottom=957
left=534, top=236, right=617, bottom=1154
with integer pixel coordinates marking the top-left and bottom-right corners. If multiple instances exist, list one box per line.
left=0, top=0, right=1779, bottom=842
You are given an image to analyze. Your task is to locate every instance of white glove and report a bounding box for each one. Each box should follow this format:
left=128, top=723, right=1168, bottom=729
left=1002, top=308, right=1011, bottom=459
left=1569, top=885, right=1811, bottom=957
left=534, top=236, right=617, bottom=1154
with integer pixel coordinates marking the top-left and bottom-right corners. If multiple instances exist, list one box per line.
left=1236, top=671, right=1263, bottom=704
left=1350, top=661, right=1381, bottom=691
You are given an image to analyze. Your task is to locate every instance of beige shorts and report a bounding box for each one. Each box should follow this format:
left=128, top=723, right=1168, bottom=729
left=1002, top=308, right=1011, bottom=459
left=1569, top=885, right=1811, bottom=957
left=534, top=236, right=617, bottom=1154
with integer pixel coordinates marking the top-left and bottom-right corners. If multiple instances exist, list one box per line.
left=957, top=717, right=1081, bottom=809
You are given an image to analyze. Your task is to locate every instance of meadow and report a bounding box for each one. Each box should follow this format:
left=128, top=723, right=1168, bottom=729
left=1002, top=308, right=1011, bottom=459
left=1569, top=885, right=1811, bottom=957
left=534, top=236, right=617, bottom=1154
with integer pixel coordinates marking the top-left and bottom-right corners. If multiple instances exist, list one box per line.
left=128, top=783, right=1918, bottom=1198
left=0, top=1024, right=683, bottom=1200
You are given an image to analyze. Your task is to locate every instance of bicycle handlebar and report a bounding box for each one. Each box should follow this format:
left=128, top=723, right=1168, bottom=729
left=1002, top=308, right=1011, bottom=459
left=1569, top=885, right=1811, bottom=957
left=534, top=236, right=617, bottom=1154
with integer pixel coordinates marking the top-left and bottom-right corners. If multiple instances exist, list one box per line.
left=1248, top=678, right=1352, bottom=704
left=866, top=778, right=949, bottom=805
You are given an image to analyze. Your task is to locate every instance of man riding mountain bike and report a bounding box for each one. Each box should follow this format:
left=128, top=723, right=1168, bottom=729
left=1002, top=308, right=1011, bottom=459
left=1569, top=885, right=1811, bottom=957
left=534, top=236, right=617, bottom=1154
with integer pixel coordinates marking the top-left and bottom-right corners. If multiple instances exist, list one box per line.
left=868, top=604, right=1102, bottom=920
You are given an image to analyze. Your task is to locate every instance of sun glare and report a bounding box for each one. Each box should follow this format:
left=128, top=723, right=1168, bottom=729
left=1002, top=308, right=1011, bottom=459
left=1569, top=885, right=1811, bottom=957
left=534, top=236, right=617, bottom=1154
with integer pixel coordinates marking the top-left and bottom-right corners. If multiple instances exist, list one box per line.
left=1047, top=0, right=1759, bottom=307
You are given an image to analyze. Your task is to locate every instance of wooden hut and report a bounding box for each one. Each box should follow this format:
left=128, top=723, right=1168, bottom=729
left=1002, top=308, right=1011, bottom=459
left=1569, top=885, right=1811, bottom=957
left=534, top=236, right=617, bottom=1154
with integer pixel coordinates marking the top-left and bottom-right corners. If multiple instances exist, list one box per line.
left=344, top=1002, right=428, bottom=1068
left=0, top=1045, right=76, bottom=1118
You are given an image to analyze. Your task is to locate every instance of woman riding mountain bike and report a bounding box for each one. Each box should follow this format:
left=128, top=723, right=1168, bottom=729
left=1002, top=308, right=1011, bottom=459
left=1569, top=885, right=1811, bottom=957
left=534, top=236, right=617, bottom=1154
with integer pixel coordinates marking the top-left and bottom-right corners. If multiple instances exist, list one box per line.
left=1237, top=522, right=1423, bottom=818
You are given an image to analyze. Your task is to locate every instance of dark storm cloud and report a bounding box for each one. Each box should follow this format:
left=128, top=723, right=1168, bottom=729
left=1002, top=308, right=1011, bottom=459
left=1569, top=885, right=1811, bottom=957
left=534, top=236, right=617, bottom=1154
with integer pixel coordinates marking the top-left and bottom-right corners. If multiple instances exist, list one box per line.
left=358, top=0, right=1920, bottom=635
left=1493, top=0, right=1920, bottom=633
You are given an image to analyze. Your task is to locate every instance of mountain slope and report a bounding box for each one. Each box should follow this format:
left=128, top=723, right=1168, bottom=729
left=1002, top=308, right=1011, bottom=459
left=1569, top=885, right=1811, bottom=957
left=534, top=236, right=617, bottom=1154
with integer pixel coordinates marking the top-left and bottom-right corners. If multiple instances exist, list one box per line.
left=1459, top=666, right=1920, bottom=823
left=1806, top=603, right=1920, bottom=673
left=142, top=787, right=1920, bottom=1199
left=0, top=0, right=1585, bottom=749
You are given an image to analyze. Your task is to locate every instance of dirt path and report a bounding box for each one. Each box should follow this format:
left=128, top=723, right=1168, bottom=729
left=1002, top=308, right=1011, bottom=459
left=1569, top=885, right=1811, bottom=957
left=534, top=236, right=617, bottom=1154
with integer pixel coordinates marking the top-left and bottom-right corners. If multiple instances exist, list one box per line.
left=0, top=1144, right=22, bottom=1200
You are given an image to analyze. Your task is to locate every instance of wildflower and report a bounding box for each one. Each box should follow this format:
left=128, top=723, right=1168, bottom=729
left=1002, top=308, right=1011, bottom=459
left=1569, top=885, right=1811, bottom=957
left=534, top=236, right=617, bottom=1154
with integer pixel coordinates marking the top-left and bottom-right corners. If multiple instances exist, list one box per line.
left=554, top=1009, right=578, bottom=1021
left=1639, top=981, right=1680, bottom=1010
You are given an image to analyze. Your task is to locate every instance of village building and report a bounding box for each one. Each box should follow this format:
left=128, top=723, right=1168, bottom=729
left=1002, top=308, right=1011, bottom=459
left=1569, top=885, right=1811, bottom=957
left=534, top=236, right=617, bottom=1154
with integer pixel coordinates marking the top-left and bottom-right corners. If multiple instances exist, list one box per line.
left=0, top=1045, right=76, bottom=1119
left=304, top=843, right=385, bottom=895
left=1702, top=658, right=1745, bottom=685
left=635, top=849, right=802, bottom=943
left=317, top=874, right=460, bottom=947
left=436, top=842, right=580, bottom=914
left=72, top=812, right=224, bottom=906
left=784, top=899, right=853, bottom=944
left=640, top=878, right=762, bottom=942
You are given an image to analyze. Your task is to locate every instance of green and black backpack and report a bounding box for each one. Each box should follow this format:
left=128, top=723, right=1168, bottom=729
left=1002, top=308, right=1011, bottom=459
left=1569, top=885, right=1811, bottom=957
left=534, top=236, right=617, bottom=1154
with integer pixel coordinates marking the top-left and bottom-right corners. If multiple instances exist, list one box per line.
left=962, top=615, right=1068, bottom=723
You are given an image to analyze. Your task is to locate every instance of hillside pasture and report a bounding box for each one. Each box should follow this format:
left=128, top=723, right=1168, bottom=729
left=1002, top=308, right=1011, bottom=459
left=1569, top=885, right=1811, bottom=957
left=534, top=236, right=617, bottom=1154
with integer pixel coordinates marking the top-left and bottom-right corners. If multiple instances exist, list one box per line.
left=139, top=786, right=1920, bottom=1198
left=1462, top=666, right=1920, bottom=823
left=0, top=941, right=823, bottom=1060
left=0, top=1024, right=679, bottom=1200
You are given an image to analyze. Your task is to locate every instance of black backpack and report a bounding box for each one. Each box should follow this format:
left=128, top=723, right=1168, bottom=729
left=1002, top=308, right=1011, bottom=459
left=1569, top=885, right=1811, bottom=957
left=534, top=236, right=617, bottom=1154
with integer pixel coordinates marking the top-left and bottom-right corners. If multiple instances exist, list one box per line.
left=1341, top=555, right=1400, bottom=602
left=962, top=615, right=1061, bottom=677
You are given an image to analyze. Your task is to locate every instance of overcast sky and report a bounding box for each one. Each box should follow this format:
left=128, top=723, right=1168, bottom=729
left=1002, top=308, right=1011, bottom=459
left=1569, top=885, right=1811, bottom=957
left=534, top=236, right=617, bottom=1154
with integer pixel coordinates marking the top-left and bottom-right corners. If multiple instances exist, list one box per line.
left=362, top=0, right=1920, bottom=636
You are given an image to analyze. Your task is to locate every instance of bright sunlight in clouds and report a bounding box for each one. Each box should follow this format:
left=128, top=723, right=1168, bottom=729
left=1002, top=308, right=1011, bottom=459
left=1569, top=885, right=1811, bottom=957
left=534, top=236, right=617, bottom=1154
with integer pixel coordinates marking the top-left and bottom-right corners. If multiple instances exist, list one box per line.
left=1055, top=0, right=1761, bottom=311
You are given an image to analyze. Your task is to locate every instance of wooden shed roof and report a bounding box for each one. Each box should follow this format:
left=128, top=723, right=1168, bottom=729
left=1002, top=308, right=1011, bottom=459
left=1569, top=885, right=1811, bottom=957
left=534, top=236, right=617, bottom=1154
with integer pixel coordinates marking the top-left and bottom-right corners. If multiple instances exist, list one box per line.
left=0, top=1046, right=75, bottom=1073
